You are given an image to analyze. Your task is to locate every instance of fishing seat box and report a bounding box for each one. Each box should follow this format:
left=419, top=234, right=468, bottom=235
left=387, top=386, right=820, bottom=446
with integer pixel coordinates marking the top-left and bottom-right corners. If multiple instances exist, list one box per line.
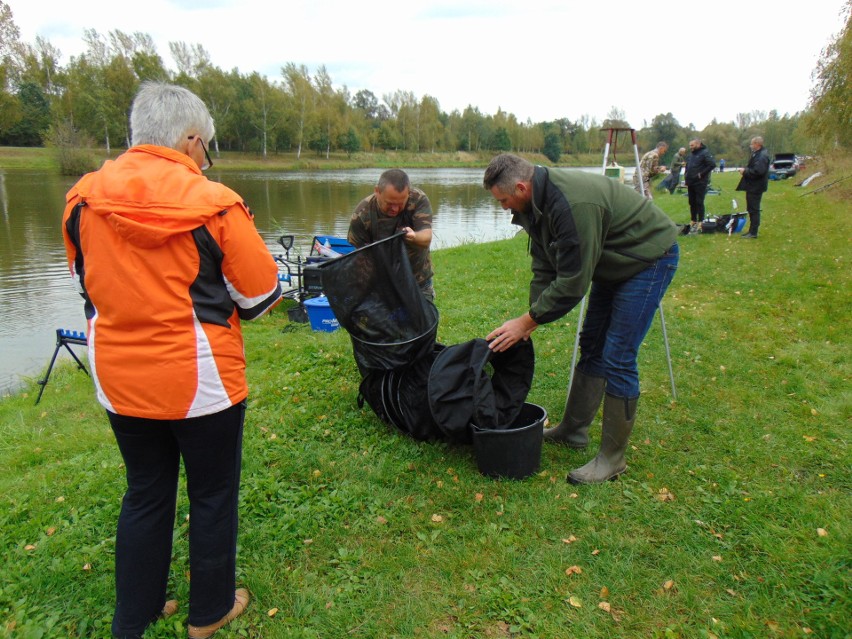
left=303, top=262, right=325, bottom=294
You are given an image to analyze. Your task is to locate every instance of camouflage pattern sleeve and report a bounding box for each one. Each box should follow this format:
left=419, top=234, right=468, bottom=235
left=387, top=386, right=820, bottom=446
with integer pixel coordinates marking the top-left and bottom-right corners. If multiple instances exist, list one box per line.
left=347, top=195, right=374, bottom=247
left=406, top=188, right=433, bottom=232
left=640, top=150, right=662, bottom=178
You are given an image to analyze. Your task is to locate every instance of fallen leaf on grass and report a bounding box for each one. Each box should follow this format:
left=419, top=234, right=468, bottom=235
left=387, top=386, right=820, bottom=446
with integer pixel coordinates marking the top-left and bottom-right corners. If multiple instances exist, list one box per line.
left=376, top=516, right=387, bottom=525
left=598, top=601, right=611, bottom=612
left=726, top=589, right=737, bottom=596
left=82, top=563, right=91, bottom=571
left=662, top=580, right=675, bottom=591
left=565, top=565, right=583, bottom=576
left=655, top=487, right=675, bottom=502
left=474, top=493, right=484, bottom=503
left=600, top=586, right=609, bottom=598
left=803, top=435, right=816, bottom=442
left=591, top=549, right=600, bottom=556
left=431, top=514, right=444, bottom=523
left=567, top=596, right=582, bottom=608
left=24, top=544, right=36, bottom=551
left=46, top=527, right=56, bottom=536
left=267, top=608, right=279, bottom=617
left=712, top=555, right=722, bottom=562
left=817, top=528, right=828, bottom=537
left=561, top=535, right=578, bottom=544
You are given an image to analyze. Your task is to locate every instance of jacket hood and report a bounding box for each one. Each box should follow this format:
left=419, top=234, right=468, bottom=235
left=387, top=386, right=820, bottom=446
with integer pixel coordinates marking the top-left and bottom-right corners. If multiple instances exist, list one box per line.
left=67, top=145, right=244, bottom=248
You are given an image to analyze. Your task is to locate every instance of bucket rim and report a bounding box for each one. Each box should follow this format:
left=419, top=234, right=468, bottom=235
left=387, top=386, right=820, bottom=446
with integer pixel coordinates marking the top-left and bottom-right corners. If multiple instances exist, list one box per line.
left=302, top=295, right=330, bottom=307
left=471, top=403, right=547, bottom=435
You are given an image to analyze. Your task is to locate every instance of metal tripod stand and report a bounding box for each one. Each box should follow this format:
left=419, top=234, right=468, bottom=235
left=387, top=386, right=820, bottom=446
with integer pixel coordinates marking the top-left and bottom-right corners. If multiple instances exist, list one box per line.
left=566, top=128, right=677, bottom=400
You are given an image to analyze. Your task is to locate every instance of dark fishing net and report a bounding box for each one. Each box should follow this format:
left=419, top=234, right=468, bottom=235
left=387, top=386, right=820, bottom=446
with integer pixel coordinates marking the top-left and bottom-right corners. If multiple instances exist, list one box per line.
left=320, top=233, right=534, bottom=445
left=318, top=233, right=439, bottom=371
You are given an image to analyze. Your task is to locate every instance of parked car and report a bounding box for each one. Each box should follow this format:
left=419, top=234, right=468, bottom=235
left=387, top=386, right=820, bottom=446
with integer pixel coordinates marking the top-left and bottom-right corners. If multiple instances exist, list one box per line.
left=770, top=153, right=798, bottom=179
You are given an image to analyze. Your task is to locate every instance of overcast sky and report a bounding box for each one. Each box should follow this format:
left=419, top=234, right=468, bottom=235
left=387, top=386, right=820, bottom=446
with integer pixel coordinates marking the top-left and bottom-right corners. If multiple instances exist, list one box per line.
left=8, top=0, right=847, bottom=130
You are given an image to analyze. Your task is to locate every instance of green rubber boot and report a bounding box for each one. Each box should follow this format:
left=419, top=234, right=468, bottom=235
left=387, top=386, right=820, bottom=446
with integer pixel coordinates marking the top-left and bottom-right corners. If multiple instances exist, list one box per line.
left=543, top=368, right=606, bottom=448
left=567, top=393, right=637, bottom=484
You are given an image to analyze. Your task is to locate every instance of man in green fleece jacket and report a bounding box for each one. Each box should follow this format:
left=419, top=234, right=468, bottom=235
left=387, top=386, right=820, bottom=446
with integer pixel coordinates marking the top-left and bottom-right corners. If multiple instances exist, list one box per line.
left=483, top=153, right=679, bottom=484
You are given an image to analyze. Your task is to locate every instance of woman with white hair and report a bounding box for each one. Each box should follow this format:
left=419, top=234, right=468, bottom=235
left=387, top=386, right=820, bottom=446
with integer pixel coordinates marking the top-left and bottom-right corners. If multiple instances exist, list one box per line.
left=62, top=82, right=282, bottom=638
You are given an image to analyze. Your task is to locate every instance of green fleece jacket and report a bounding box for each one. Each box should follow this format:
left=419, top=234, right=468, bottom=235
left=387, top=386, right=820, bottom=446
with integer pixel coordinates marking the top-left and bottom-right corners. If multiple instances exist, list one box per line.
left=511, top=167, right=678, bottom=325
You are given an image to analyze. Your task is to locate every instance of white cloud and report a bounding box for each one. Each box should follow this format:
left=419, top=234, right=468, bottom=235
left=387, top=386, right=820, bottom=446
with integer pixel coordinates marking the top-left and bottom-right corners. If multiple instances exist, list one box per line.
left=8, top=0, right=846, bottom=129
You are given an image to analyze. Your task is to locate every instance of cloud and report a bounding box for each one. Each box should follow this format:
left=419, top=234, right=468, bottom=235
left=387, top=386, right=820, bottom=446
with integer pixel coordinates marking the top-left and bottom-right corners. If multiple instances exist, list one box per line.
left=8, top=0, right=845, bottom=129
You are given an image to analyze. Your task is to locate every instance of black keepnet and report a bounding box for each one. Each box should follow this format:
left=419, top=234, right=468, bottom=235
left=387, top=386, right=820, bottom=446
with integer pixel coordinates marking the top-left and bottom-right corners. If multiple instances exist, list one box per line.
left=318, top=233, right=439, bottom=371
left=427, top=338, right=535, bottom=444
left=322, top=232, right=534, bottom=444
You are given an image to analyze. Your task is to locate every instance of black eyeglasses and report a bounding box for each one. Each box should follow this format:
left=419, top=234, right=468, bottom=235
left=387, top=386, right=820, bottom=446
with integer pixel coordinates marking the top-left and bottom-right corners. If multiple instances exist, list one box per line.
left=189, top=135, right=213, bottom=170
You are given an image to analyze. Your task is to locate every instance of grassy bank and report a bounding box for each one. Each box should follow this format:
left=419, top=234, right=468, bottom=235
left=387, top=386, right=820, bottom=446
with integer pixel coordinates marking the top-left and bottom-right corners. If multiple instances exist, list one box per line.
left=0, top=145, right=603, bottom=172
left=1, top=171, right=849, bottom=638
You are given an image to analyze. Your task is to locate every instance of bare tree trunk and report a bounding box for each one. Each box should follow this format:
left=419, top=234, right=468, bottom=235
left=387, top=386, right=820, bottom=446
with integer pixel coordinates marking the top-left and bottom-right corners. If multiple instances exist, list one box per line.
left=325, top=120, right=330, bottom=159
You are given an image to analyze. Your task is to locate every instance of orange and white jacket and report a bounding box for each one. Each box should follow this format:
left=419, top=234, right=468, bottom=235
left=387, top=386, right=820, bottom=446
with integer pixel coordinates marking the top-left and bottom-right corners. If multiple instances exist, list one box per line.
left=62, top=145, right=282, bottom=419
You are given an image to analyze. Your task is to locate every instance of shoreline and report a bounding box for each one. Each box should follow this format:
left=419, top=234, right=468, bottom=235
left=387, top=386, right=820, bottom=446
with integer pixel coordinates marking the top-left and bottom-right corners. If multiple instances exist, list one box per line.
left=0, top=146, right=604, bottom=172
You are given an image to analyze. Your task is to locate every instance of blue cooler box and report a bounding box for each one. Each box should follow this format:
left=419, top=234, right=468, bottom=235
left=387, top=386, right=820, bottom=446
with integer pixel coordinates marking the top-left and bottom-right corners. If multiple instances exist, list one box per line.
left=303, top=296, right=339, bottom=332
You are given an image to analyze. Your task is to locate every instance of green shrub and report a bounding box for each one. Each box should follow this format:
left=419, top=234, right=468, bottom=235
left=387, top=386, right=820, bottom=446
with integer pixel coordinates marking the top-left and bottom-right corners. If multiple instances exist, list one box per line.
left=45, top=120, right=100, bottom=176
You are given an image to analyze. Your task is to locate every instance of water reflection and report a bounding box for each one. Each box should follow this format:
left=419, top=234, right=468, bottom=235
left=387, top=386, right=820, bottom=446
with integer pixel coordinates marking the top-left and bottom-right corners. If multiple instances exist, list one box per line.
left=0, top=167, right=517, bottom=394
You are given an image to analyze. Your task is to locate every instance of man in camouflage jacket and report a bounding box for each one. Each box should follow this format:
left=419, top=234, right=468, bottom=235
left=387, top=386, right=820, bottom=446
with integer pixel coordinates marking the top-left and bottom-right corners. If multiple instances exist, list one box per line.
left=632, top=141, right=668, bottom=199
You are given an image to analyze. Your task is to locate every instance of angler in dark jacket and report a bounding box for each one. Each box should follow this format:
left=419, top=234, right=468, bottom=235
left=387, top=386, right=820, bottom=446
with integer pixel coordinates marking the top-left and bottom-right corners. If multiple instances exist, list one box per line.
left=735, top=136, right=770, bottom=238
left=483, top=154, right=679, bottom=484
left=684, top=138, right=716, bottom=231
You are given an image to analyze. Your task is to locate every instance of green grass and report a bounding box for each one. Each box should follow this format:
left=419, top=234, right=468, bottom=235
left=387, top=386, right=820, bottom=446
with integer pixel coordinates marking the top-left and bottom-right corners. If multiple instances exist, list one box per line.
left=0, top=146, right=603, bottom=172
left=1, top=171, right=849, bottom=638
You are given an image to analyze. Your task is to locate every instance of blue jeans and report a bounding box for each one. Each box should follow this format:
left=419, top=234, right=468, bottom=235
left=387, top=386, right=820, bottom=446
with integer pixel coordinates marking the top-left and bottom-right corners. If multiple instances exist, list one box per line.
left=108, top=402, right=245, bottom=638
left=577, top=244, right=679, bottom=398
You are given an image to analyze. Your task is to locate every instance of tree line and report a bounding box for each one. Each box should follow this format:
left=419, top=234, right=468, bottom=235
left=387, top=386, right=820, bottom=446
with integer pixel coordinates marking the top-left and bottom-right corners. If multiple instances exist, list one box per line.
left=1, top=1, right=848, bottom=167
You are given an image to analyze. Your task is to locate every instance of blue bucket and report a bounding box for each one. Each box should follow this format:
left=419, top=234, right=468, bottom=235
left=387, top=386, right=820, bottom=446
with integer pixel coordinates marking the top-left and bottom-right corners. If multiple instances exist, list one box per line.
left=733, top=216, right=747, bottom=233
left=303, top=296, right=339, bottom=332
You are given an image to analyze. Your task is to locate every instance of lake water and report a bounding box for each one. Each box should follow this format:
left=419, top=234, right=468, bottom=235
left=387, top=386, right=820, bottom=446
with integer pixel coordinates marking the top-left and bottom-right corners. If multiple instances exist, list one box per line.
left=0, top=167, right=529, bottom=394
left=0, top=165, right=626, bottom=395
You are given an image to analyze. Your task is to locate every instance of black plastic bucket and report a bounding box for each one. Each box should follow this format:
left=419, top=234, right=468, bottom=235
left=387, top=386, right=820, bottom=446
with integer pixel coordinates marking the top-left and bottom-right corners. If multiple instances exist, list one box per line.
left=472, top=402, right=546, bottom=480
